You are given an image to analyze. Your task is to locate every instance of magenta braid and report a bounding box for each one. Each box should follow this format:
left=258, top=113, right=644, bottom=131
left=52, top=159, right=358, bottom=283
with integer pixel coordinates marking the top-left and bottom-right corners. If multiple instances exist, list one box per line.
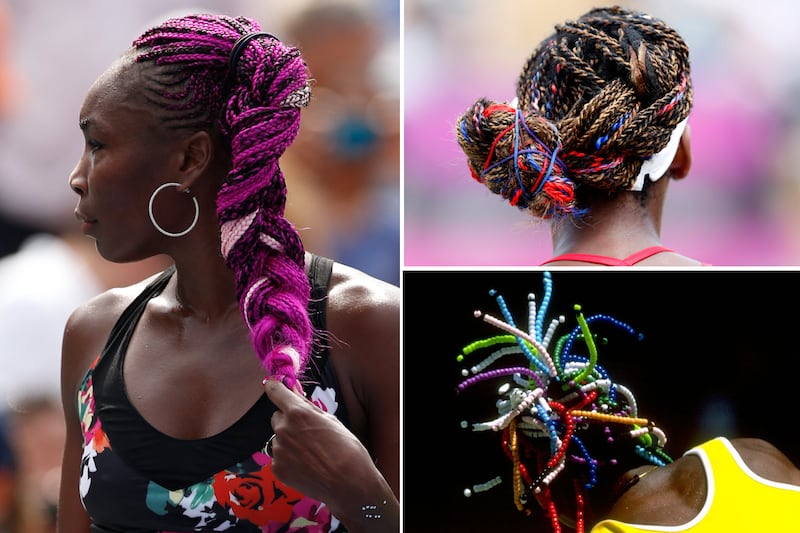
left=130, top=14, right=313, bottom=390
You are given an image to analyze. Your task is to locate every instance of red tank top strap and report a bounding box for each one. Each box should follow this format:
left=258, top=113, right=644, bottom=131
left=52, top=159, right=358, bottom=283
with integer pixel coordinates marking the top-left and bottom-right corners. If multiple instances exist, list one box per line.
left=540, top=253, right=624, bottom=266
left=541, top=245, right=675, bottom=266
left=620, top=245, right=674, bottom=265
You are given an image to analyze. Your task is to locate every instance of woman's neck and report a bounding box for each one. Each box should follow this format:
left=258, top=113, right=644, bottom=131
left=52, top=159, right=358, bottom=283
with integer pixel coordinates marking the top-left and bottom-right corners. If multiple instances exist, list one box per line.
left=550, top=211, right=663, bottom=259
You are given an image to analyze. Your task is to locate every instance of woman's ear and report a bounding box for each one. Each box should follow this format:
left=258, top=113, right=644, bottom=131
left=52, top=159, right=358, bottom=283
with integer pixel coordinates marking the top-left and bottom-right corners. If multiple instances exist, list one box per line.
left=176, top=130, right=213, bottom=191
left=668, top=124, right=692, bottom=180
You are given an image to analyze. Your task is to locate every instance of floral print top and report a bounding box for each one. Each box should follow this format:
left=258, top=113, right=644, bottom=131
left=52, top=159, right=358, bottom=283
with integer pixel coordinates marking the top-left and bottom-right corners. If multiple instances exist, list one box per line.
left=77, top=257, right=348, bottom=532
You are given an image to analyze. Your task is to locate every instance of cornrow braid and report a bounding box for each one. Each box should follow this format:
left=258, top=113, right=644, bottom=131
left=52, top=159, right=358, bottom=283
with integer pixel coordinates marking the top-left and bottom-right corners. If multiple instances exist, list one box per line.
left=456, top=6, right=692, bottom=220
left=457, top=272, right=670, bottom=533
left=130, top=14, right=313, bottom=391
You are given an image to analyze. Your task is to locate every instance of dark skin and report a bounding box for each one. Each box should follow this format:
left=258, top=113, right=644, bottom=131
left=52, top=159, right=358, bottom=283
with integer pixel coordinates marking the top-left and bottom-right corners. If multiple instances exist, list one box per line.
left=544, top=438, right=800, bottom=531
left=547, top=129, right=702, bottom=266
left=590, top=438, right=800, bottom=528
left=57, top=56, right=399, bottom=533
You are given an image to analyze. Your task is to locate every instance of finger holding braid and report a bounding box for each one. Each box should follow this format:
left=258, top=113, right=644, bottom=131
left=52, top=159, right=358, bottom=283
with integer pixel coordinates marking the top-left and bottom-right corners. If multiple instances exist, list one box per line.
left=264, top=378, right=400, bottom=532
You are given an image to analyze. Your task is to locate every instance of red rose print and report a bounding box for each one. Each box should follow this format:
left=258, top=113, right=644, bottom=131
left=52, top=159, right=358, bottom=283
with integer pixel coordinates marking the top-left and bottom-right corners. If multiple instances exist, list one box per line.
left=213, top=465, right=304, bottom=526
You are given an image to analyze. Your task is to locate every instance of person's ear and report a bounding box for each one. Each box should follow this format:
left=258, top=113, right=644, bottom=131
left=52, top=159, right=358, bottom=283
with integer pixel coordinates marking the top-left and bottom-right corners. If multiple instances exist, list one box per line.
left=669, top=124, right=692, bottom=180
left=175, top=130, right=213, bottom=191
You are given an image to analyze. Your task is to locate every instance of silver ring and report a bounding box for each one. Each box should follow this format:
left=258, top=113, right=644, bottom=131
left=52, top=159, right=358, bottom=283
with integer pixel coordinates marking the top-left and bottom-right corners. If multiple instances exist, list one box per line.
left=266, top=433, right=277, bottom=457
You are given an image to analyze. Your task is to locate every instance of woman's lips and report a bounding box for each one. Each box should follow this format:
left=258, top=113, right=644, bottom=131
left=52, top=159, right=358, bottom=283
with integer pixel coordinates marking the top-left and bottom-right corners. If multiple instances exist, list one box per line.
left=74, top=210, right=97, bottom=234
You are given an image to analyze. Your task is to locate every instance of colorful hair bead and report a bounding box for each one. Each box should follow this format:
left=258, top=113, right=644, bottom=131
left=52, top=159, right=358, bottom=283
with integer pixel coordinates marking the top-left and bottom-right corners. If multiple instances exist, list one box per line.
left=456, top=272, right=671, bottom=533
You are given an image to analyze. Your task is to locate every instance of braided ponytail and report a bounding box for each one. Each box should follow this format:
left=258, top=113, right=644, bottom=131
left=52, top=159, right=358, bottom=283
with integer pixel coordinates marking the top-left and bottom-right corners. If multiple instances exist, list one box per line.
left=131, top=14, right=313, bottom=390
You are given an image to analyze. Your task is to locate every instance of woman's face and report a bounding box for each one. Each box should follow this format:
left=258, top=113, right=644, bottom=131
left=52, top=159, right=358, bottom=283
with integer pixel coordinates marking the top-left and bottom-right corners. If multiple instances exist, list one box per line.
left=69, top=59, right=187, bottom=263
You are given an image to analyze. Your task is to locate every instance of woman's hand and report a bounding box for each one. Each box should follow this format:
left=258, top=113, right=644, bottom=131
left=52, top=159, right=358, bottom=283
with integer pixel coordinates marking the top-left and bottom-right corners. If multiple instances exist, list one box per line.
left=264, top=378, right=398, bottom=532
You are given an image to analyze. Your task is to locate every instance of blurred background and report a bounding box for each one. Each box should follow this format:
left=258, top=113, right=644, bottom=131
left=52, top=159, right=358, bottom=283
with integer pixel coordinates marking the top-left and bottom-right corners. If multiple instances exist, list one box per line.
left=405, top=0, right=800, bottom=266
left=0, top=1, right=398, bottom=531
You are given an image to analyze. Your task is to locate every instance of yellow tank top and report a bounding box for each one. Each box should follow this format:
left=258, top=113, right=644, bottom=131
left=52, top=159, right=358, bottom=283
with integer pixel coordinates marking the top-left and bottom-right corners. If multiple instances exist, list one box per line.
left=591, top=437, right=800, bottom=532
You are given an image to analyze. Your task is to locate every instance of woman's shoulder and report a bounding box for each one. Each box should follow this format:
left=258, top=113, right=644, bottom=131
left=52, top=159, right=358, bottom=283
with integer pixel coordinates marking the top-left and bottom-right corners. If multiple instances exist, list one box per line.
left=326, top=259, right=400, bottom=314
left=66, top=270, right=167, bottom=331
left=725, top=437, right=800, bottom=485
left=604, top=454, right=706, bottom=527
left=320, top=259, right=399, bottom=362
left=61, top=269, right=171, bottom=380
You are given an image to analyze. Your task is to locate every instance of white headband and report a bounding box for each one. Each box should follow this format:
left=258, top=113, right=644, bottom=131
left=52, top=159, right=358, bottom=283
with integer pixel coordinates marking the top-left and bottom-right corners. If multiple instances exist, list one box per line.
left=628, top=118, right=688, bottom=191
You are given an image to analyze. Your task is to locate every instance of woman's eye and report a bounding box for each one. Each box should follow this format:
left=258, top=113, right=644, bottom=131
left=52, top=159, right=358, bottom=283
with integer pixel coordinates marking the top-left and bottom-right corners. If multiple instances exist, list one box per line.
left=87, top=139, right=104, bottom=152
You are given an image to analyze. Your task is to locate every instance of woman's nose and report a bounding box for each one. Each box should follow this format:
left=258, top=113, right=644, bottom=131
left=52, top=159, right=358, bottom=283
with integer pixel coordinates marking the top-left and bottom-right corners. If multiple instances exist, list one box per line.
left=68, top=161, right=87, bottom=196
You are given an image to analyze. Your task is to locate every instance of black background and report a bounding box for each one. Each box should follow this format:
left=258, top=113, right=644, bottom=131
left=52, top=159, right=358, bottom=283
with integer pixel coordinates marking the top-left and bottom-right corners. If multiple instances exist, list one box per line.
left=402, top=269, right=800, bottom=532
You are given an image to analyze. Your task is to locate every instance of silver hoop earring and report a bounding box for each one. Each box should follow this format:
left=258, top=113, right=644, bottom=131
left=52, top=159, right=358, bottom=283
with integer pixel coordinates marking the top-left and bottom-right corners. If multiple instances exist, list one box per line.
left=148, top=182, right=199, bottom=238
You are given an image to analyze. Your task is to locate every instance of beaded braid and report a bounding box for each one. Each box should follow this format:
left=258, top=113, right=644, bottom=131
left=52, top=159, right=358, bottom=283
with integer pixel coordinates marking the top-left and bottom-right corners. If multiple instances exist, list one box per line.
left=129, top=14, right=313, bottom=390
left=455, top=6, right=692, bottom=221
left=457, top=272, right=670, bottom=533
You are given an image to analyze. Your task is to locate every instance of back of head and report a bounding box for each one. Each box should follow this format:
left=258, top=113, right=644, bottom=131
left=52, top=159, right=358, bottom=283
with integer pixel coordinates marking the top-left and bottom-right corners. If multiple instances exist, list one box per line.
left=456, top=6, right=692, bottom=221
left=126, top=13, right=313, bottom=389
